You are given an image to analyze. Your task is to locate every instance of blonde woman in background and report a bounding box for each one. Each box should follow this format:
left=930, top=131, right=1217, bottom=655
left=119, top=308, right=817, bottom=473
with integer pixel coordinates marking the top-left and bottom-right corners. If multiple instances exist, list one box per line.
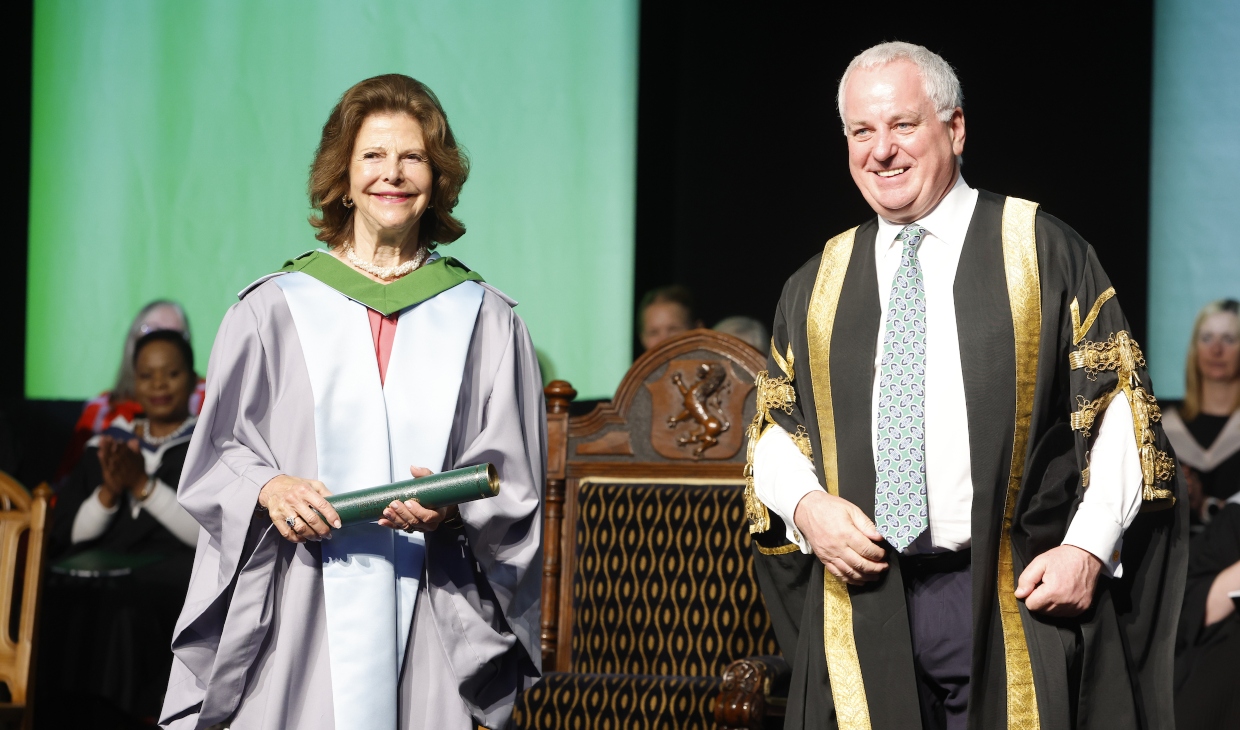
left=1163, top=299, right=1240, bottom=527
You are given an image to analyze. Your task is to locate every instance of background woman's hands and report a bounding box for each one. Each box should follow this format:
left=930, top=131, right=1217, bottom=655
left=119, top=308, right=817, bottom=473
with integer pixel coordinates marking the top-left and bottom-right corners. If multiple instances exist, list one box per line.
left=260, top=475, right=342, bottom=543
left=96, top=436, right=147, bottom=508
left=378, top=466, right=457, bottom=533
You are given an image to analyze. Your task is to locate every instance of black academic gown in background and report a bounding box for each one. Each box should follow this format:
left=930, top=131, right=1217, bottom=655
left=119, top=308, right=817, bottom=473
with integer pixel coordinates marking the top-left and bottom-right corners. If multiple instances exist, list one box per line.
left=39, top=442, right=196, bottom=725
left=747, top=191, right=1186, bottom=730
left=1174, top=503, right=1240, bottom=729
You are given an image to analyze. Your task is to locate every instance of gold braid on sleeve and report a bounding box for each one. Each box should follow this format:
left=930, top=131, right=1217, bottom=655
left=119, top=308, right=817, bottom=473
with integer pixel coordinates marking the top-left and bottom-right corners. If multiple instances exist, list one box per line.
left=1068, top=328, right=1175, bottom=508
left=744, top=342, right=808, bottom=534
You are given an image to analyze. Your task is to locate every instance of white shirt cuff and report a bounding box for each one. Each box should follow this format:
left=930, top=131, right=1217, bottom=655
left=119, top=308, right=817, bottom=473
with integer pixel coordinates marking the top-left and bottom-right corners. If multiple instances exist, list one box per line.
left=71, top=486, right=119, bottom=544
left=1062, top=502, right=1124, bottom=576
left=753, top=423, right=824, bottom=553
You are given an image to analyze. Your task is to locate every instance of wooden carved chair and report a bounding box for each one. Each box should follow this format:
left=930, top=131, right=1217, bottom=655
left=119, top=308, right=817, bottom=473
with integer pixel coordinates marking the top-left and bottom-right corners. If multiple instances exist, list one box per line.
left=514, top=330, right=789, bottom=730
left=0, top=472, right=52, bottom=730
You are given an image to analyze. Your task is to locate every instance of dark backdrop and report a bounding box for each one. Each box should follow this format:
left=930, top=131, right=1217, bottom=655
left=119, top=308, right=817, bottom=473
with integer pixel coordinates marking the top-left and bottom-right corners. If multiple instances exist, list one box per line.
left=635, top=1, right=1154, bottom=358
left=0, top=0, right=35, bottom=485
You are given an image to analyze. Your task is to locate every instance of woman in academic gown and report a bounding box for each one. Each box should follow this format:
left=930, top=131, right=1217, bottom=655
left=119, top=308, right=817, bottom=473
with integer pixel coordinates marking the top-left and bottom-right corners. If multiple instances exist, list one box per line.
left=1162, top=299, right=1240, bottom=528
left=1175, top=499, right=1240, bottom=729
left=42, top=330, right=202, bottom=724
left=160, top=75, right=545, bottom=730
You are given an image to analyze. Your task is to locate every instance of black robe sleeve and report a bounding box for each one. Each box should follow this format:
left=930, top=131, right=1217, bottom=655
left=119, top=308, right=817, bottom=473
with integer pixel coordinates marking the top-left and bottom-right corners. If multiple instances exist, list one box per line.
left=745, top=266, right=821, bottom=659
left=49, top=446, right=106, bottom=560
left=1011, top=210, right=1187, bottom=730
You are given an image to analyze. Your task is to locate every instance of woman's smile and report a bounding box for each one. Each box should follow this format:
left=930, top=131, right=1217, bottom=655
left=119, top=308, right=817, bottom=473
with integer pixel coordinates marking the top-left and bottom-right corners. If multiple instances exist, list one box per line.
left=371, top=191, right=414, bottom=203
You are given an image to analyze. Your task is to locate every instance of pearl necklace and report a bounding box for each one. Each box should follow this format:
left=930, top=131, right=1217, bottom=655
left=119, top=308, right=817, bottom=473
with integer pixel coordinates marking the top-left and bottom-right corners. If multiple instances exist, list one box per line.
left=343, top=242, right=428, bottom=280
left=139, top=416, right=194, bottom=446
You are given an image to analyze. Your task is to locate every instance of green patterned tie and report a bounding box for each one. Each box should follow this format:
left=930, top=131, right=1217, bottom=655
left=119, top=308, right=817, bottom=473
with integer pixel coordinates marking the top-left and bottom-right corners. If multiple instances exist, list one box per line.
left=874, top=224, right=929, bottom=552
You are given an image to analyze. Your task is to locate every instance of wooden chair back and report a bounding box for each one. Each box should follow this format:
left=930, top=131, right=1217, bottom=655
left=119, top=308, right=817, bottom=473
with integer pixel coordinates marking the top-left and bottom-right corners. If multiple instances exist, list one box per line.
left=540, top=329, right=769, bottom=670
left=0, top=472, right=52, bottom=712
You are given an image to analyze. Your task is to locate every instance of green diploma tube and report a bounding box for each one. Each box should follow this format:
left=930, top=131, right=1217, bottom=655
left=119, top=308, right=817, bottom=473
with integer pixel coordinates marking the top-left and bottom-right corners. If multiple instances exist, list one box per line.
left=323, top=463, right=499, bottom=528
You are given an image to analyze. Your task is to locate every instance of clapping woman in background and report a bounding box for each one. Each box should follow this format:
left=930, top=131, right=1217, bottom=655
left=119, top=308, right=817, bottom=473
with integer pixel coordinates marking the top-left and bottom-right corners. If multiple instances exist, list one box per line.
left=54, top=300, right=206, bottom=480
left=38, top=330, right=201, bottom=727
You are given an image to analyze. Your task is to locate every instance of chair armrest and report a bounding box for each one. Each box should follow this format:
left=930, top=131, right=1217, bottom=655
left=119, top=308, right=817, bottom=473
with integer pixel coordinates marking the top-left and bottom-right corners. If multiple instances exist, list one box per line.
left=713, top=655, right=792, bottom=729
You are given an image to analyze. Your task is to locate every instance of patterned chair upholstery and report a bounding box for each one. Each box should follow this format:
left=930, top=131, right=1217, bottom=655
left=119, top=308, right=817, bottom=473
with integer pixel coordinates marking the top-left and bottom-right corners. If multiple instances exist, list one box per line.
left=514, top=331, right=789, bottom=730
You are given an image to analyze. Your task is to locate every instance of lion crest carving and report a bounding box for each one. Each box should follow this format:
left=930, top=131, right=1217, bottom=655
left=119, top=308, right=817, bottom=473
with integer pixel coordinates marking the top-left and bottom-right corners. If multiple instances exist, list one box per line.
left=667, top=362, right=732, bottom=457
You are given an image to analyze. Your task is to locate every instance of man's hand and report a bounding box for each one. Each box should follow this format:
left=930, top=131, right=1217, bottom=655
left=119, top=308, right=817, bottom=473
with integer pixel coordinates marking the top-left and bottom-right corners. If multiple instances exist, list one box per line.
left=1015, top=544, right=1102, bottom=617
left=794, top=490, right=888, bottom=585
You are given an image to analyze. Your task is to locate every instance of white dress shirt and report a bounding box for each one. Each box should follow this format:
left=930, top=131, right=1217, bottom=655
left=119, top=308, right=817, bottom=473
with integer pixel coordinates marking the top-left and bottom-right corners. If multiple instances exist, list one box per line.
left=754, top=175, right=1143, bottom=576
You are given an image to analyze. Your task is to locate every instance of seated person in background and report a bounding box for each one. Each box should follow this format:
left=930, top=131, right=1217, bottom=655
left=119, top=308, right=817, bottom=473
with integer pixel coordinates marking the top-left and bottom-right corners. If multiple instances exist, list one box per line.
left=54, top=299, right=206, bottom=479
left=1163, top=299, right=1240, bottom=527
left=713, top=315, right=769, bottom=352
left=1175, top=496, right=1240, bottom=730
left=39, top=330, right=201, bottom=726
left=638, top=284, right=702, bottom=353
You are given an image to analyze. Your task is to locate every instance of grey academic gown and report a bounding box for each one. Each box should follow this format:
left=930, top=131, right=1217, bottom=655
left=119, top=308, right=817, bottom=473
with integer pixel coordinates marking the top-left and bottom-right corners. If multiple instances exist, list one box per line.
left=159, top=278, right=544, bottom=730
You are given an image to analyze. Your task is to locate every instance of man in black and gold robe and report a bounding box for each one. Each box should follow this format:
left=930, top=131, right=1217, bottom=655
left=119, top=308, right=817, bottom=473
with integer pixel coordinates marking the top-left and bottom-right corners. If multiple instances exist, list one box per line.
left=744, top=42, right=1185, bottom=730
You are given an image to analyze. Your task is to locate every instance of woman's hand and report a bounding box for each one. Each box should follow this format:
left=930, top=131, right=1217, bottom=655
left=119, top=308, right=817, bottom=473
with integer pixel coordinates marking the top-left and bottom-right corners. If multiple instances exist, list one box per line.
left=378, top=466, right=458, bottom=533
left=97, top=436, right=146, bottom=509
left=259, top=475, right=342, bottom=543
left=1204, top=559, right=1240, bottom=626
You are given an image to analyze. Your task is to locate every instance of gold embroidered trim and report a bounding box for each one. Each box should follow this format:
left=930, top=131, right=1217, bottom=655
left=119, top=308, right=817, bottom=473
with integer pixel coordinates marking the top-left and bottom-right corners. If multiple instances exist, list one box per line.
left=1069, top=331, right=1176, bottom=507
left=1069, top=330, right=1145, bottom=378
left=743, top=370, right=800, bottom=534
left=1070, top=393, right=1113, bottom=438
left=756, top=541, right=802, bottom=556
left=1131, top=384, right=1176, bottom=506
left=807, top=226, right=871, bottom=730
left=1070, top=287, right=1116, bottom=345
left=771, top=340, right=796, bottom=381
left=1080, top=465, right=1090, bottom=488
left=789, top=425, right=813, bottom=461
left=999, top=197, right=1042, bottom=730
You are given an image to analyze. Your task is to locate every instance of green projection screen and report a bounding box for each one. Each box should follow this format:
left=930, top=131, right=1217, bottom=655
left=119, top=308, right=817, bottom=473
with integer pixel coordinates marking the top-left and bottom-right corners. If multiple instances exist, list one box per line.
left=27, top=0, right=637, bottom=401
left=1148, top=0, right=1240, bottom=397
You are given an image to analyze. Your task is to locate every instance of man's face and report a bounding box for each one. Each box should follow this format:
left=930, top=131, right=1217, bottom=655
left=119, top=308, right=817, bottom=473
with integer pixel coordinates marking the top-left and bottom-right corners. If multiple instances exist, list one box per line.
left=842, top=60, right=966, bottom=224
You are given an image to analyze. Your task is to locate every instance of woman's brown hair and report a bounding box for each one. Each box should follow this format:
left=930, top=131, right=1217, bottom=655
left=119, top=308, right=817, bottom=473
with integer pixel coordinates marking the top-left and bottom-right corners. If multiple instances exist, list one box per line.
left=309, top=74, right=469, bottom=248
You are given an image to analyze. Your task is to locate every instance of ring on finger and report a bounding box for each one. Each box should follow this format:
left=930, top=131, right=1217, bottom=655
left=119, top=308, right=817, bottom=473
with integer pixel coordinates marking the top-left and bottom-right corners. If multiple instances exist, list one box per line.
left=285, top=515, right=299, bottom=530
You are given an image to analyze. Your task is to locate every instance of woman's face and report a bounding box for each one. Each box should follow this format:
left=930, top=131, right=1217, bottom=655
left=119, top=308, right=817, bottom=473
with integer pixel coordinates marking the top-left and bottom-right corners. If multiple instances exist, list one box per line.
left=134, top=341, right=193, bottom=425
left=348, top=112, right=435, bottom=244
left=1197, top=312, right=1240, bottom=383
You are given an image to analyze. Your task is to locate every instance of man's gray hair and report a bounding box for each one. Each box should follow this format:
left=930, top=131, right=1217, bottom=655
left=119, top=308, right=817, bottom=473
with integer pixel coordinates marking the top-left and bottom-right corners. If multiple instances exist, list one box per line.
left=837, top=42, right=963, bottom=132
